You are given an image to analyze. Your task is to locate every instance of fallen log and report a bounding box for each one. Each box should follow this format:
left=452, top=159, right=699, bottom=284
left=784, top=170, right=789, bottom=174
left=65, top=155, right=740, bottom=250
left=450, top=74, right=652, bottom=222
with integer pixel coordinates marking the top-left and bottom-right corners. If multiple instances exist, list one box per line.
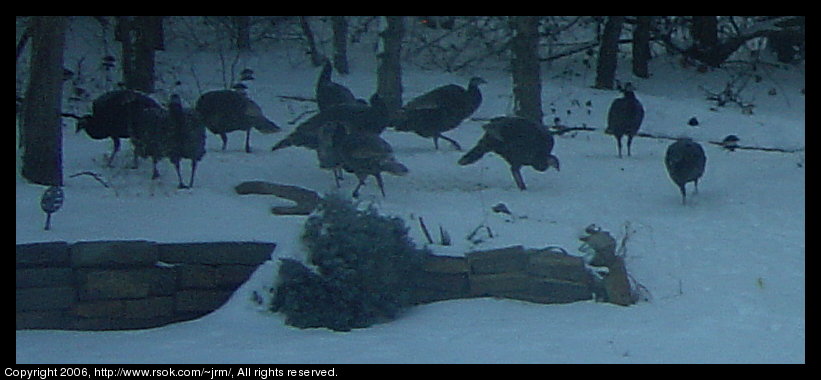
left=235, top=181, right=322, bottom=215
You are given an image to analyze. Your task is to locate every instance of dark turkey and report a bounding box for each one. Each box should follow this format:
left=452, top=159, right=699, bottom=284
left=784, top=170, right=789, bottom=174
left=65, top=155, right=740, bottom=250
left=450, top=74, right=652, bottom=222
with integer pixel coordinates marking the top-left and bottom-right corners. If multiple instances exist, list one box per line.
left=393, top=76, right=486, bottom=150
left=458, top=116, right=559, bottom=191
left=316, top=60, right=357, bottom=112
left=131, top=95, right=206, bottom=188
left=319, top=122, right=408, bottom=198
left=271, top=93, right=389, bottom=152
left=315, top=120, right=348, bottom=187
left=664, top=138, right=706, bottom=205
left=76, top=89, right=161, bottom=167
left=195, top=90, right=280, bottom=153
left=605, top=82, right=644, bottom=157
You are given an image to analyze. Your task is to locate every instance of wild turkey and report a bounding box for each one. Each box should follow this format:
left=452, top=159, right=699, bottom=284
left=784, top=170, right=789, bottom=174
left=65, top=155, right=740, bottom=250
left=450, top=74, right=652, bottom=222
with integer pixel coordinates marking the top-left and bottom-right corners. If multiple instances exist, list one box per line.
left=458, top=116, right=559, bottom=191
left=319, top=122, right=408, bottom=198
left=664, top=138, right=706, bottom=205
left=315, top=120, right=349, bottom=188
left=605, top=82, right=644, bottom=157
left=393, top=76, right=486, bottom=150
left=167, top=95, right=206, bottom=188
left=195, top=89, right=280, bottom=153
left=271, top=93, right=389, bottom=152
left=75, top=89, right=161, bottom=167
left=316, top=60, right=357, bottom=112
left=272, top=94, right=391, bottom=188
left=131, top=95, right=206, bottom=188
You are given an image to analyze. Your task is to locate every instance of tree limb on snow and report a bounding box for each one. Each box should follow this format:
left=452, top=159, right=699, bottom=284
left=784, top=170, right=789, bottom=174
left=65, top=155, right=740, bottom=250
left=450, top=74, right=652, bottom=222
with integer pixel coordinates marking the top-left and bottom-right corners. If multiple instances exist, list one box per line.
left=69, top=171, right=111, bottom=188
left=235, top=181, right=321, bottom=215
left=277, top=95, right=317, bottom=103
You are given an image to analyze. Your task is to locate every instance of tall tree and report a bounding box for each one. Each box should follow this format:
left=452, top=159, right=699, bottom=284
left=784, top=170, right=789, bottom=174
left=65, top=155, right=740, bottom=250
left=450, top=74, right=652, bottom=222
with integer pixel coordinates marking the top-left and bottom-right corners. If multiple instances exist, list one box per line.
left=16, top=18, right=31, bottom=65
left=299, top=16, right=323, bottom=66
left=594, top=16, right=624, bottom=90
left=377, top=16, right=404, bottom=115
left=233, top=16, right=251, bottom=51
left=691, top=16, right=718, bottom=51
left=671, top=16, right=795, bottom=68
left=116, top=16, right=163, bottom=92
left=332, top=16, right=350, bottom=75
left=768, top=16, right=805, bottom=63
left=510, top=16, right=543, bottom=124
left=21, top=16, right=67, bottom=186
left=632, top=16, right=652, bottom=79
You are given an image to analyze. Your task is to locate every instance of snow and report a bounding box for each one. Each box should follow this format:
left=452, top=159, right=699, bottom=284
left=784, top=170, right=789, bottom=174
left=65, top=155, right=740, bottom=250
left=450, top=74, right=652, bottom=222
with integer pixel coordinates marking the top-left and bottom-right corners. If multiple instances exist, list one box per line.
left=16, top=19, right=804, bottom=364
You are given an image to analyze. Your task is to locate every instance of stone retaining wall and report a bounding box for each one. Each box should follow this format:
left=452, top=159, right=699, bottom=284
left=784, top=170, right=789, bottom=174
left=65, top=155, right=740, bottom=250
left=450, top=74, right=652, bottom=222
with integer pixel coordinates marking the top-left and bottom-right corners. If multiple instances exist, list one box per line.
left=415, top=245, right=594, bottom=305
left=16, top=241, right=275, bottom=331
left=17, top=241, right=598, bottom=331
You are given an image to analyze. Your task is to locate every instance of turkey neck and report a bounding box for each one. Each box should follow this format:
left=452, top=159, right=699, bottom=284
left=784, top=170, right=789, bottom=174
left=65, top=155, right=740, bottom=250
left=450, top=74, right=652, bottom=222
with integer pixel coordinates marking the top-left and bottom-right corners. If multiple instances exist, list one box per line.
left=464, top=82, right=483, bottom=115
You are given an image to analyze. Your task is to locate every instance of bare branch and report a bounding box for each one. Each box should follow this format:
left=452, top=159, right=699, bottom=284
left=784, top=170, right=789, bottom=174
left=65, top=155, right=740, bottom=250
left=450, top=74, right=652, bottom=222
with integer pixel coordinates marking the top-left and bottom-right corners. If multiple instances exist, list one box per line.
left=418, top=216, right=434, bottom=245
left=69, top=171, right=112, bottom=189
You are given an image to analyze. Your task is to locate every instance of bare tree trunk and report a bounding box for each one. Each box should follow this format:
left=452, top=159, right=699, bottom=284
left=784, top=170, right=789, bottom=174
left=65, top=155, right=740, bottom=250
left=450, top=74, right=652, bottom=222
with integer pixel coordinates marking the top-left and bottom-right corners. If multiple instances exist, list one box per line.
left=115, top=17, right=134, bottom=86
left=377, top=16, right=404, bottom=115
left=299, top=16, right=323, bottom=66
left=510, top=16, right=543, bottom=124
left=686, top=16, right=719, bottom=68
left=659, top=16, right=795, bottom=68
left=332, top=16, right=349, bottom=74
left=594, top=16, right=624, bottom=90
left=149, top=16, right=165, bottom=51
left=117, top=16, right=161, bottom=93
left=16, top=25, right=31, bottom=64
left=233, top=16, right=251, bottom=51
left=133, top=17, right=160, bottom=92
left=21, top=16, right=66, bottom=186
left=632, top=16, right=652, bottom=79
left=691, top=16, right=718, bottom=50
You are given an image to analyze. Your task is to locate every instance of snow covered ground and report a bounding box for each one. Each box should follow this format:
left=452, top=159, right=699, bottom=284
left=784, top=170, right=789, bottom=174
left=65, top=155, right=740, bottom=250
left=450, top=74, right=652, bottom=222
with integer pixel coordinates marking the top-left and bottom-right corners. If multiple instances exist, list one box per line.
left=16, top=19, right=804, bottom=363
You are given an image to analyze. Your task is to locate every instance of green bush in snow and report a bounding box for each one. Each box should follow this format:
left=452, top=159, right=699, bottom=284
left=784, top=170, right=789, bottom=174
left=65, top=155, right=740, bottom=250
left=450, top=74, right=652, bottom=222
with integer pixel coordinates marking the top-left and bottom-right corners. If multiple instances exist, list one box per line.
left=271, top=195, right=428, bottom=331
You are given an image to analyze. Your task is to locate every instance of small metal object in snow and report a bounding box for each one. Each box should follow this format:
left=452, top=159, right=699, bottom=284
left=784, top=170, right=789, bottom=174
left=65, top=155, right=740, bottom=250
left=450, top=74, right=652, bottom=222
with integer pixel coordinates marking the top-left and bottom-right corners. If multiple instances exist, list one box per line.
left=240, top=69, right=255, bottom=81
left=492, top=203, right=512, bottom=215
left=584, top=224, right=601, bottom=234
left=40, top=185, right=64, bottom=231
left=721, top=135, right=740, bottom=152
left=688, top=117, right=699, bottom=126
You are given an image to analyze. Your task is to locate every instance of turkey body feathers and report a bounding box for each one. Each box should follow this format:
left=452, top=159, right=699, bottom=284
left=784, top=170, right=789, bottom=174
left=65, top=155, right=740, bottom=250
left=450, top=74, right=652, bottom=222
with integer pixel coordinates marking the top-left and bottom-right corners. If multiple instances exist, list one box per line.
left=393, top=77, right=486, bottom=150
left=316, top=61, right=357, bottom=112
left=605, top=85, right=644, bottom=157
left=131, top=95, right=206, bottom=188
left=665, top=138, right=706, bottom=204
left=272, top=94, right=389, bottom=152
left=195, top=90, right=280, bottom=153
left=319, top=122, right=408, bottom=198
left=77, top=89, right=161, bottom=166
left=459, top=116, right=559, bottom=191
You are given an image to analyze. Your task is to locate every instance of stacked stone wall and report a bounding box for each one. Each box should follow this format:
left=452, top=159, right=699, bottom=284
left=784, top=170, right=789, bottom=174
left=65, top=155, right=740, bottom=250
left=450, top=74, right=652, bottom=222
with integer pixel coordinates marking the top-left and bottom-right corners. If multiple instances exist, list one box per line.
left=415, top=245, right=594, bottom=305
left=16, top=241, right=275, bottom=330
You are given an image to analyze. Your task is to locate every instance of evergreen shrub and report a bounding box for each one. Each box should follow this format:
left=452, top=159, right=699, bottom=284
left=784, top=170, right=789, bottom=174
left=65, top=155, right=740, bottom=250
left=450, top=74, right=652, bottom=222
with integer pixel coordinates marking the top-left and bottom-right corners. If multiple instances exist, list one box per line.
left=272, top=195, right=428, bottom=331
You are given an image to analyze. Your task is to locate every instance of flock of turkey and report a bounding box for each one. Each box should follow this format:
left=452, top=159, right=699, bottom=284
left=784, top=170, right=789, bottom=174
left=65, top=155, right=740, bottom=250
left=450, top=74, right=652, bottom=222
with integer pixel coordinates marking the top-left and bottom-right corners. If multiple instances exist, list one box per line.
left=73, top=62, right=710, bottom=204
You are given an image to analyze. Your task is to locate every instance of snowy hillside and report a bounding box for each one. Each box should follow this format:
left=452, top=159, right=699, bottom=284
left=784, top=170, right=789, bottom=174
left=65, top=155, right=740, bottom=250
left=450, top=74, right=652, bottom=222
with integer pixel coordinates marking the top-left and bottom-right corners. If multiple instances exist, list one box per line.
left=16, top=18, right=804, bottom=363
